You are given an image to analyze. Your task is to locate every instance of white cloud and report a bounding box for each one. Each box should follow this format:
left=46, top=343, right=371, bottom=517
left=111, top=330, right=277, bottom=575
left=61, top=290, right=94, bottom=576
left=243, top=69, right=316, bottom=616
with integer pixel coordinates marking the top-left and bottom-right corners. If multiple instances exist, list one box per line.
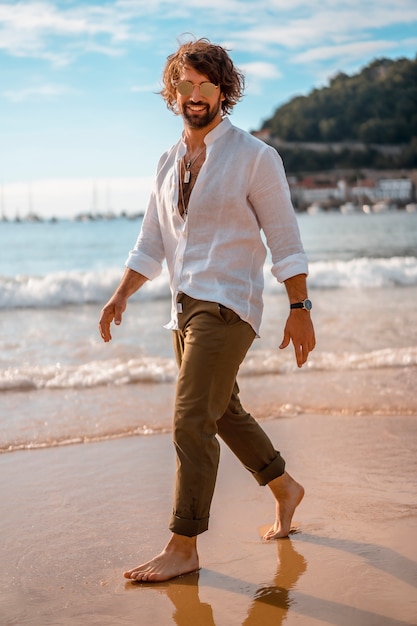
left=130, top=83, right=160, bottom=93
left=0, top=2, right=87, bottom=34
left=241, top=61, right=282, bottom=80
left=3, top=83, right=76, bottom=102
left=0, top=1, right=136, bottom=65
left=240, top=61, right=282, bottom=95
left=228, top=2, right=417, bottom=52
left=0, top=0, right=416, bottom=66
left=293, top=40, right=399, bottom=65
left=402, top=37, right=417, bottom=49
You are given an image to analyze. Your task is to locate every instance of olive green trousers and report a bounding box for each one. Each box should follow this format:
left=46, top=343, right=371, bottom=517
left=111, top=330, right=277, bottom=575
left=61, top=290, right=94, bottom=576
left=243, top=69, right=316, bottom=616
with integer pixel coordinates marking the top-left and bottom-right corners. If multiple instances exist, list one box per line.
left=169, top=294, right=286, bottom=537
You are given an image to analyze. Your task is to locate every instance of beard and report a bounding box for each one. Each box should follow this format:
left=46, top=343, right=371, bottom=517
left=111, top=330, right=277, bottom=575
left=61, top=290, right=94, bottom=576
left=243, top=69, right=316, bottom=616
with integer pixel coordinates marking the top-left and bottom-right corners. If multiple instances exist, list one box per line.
left=182, top=96, right=222, bottom=129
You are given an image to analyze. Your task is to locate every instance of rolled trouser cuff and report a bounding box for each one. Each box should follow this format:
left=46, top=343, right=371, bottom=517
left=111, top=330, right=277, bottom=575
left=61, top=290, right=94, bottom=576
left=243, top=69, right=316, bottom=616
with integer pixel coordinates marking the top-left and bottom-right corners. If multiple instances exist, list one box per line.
left=253, top=452, right=286, bottom=486
left=169, top=513, right=209, bottom=537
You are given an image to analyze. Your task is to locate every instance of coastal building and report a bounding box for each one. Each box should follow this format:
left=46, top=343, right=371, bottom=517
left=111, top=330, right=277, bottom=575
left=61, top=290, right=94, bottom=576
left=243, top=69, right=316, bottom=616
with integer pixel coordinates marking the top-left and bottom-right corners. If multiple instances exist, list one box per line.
left=289, top=175, right=414, bottom=210
left=376, top=178, right=413, bottom=201
left=289, top=177, right=347, bottom=209
left=351, top=179, right=378, bottom=203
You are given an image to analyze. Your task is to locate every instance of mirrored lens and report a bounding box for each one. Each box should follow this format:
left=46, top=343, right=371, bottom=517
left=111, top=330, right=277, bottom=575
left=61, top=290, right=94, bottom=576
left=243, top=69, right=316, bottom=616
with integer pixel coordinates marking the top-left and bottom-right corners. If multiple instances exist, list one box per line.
left=198, top=82, right=217, bottom=97
left=176, top=81, right=218, bottom=97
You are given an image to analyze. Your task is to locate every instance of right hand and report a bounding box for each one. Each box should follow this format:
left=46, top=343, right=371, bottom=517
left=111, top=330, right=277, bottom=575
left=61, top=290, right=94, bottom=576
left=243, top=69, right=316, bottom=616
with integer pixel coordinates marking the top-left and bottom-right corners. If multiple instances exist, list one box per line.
left=98, top=294, right=127, bottom=342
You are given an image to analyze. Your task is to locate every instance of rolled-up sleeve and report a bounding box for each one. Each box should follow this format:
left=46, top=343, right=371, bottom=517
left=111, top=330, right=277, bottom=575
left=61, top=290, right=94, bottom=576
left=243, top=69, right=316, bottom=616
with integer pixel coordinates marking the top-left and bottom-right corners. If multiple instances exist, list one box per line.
left=248, top=146, right=308, bottom=283
left=271, top=252, right=308, bottom=283
left=125, top=190, right=165, bottom=280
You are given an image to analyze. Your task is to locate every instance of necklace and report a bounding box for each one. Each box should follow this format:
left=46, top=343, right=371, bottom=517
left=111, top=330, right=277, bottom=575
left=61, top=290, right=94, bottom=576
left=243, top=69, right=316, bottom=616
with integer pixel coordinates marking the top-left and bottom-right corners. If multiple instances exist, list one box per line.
left=183, top=146, right=206, bottom=183
left=179, top=145, right=206, bottom=218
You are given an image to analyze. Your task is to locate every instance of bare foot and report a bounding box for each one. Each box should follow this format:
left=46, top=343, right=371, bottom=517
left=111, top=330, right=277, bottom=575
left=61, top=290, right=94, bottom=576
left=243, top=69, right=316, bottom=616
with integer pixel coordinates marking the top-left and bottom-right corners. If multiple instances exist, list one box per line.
left=123, top=534, right=200, bottom=583
left=263, top=471, right=305, bottom=540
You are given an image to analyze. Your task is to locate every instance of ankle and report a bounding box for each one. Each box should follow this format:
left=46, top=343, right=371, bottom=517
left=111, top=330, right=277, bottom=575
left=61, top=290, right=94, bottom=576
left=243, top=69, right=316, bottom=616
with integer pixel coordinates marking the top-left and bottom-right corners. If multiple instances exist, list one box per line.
left=166, top=533, right=197, bottom=555
left=268, top=472, right=304, bottom=500
left=269, top=471, right=291, bottom=493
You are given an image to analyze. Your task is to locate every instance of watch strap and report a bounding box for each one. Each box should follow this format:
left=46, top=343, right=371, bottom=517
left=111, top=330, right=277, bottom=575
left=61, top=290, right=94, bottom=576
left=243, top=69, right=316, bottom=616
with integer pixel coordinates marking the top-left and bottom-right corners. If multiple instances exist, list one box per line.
left=290, top=299, right=312, bottom=311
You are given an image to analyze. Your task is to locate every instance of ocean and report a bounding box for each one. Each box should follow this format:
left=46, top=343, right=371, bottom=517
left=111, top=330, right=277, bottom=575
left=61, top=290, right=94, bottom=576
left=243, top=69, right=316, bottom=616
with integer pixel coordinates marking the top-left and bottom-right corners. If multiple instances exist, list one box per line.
left=1, top=210, right=416, bottom=453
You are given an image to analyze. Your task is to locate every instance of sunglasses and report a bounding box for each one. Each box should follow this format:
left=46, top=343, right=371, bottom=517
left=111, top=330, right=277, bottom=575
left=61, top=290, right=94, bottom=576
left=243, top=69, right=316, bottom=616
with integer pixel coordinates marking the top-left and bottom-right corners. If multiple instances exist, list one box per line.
left=176, top=80, right=219, bottom=98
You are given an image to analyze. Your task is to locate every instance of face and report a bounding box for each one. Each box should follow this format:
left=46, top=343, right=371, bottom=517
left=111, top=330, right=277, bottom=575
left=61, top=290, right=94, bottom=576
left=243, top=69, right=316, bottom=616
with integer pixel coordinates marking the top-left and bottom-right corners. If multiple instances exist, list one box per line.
left=176, top=65, right=225, bottom=131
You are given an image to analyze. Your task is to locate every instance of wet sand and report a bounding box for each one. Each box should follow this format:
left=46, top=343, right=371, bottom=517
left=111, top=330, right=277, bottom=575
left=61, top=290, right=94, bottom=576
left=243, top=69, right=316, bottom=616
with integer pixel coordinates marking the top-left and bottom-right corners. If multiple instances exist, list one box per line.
left=1, top=412, right=416, bottom=625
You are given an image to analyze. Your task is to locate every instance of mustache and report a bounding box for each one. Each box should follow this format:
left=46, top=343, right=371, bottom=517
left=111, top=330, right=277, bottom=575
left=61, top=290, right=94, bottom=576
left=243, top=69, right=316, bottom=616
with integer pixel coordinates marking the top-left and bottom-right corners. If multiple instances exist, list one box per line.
left=185, top=101, right=208, bottom=108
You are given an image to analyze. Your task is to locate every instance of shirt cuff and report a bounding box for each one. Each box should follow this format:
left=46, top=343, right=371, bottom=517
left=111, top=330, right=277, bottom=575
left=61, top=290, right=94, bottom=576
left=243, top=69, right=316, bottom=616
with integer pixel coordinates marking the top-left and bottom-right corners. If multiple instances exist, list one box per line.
left=125, top=250, right=163, bottom=281
left=271, top=252, right=309, bottom=283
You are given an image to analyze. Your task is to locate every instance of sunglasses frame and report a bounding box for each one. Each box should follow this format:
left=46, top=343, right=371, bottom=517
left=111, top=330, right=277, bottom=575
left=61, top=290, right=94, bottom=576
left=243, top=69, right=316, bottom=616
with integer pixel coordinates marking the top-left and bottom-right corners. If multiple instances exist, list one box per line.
left=176, top=80, right=219, bottom=98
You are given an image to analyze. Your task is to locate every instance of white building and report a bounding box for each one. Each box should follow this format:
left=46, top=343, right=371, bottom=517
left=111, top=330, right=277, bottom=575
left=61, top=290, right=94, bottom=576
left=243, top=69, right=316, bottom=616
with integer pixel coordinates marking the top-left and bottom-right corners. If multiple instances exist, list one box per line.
left=376, top=179, right=413, bottom=201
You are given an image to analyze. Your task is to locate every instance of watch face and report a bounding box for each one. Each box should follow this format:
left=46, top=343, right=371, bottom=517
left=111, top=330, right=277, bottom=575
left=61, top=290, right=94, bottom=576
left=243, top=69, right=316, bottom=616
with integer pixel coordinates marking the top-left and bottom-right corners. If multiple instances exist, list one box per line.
left=304, top=299, right=312, bottom=311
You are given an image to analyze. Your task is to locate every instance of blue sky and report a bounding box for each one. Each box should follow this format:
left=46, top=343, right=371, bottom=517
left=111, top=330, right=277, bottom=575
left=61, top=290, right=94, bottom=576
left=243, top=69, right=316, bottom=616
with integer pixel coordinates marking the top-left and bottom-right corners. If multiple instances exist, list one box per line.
left=1, top=0, right=416, bottom=218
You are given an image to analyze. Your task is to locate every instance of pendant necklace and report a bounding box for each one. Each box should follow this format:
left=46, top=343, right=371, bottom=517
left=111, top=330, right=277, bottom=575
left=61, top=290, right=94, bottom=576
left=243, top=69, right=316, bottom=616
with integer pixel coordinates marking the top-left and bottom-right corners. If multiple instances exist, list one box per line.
left=183, top=146, right=206, bottom=184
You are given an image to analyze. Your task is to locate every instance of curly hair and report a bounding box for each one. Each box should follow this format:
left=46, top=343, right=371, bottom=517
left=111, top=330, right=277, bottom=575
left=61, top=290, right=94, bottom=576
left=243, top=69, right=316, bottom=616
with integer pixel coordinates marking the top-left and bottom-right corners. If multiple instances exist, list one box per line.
left=160, top=38, right=245, bottom=116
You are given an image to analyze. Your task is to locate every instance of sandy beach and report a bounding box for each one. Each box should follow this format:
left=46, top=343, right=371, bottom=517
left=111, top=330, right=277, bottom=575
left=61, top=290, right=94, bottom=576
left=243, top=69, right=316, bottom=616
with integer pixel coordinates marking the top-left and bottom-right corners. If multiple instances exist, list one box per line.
left=1, top=409, right=416, bottom=626
left=1, top=214, right=416, bottom=624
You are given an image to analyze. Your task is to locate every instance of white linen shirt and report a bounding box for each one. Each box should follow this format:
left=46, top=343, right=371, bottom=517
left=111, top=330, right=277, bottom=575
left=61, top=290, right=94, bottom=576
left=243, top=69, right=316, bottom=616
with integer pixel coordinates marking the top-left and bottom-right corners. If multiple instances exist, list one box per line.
left=126, top=117, right=308, bottom=335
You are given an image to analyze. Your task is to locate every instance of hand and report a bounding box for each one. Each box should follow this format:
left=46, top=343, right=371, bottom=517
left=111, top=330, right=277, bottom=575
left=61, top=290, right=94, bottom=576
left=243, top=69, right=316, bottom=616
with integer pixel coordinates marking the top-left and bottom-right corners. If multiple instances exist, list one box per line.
left=98, top=294, right=127, bottom=342
left=279, top=310, right=316, bottom=368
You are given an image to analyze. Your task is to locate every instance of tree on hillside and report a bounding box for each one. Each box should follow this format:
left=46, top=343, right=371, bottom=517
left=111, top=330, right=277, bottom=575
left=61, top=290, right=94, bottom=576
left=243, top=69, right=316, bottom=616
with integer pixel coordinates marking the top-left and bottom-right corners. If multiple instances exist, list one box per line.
left=263, top=56, right=417, bottom=145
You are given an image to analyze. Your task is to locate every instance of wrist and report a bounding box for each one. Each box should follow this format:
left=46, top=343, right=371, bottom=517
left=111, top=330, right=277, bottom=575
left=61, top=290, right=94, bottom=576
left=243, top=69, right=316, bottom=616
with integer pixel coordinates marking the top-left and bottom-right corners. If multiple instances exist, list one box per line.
left=290, top=298, right=312, bottom=311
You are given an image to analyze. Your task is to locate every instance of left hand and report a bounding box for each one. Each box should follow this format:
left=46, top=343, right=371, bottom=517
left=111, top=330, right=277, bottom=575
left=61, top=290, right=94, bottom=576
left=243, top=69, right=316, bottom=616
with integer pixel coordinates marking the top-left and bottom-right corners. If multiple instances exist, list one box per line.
left=280, top=309, right=316, bottom=368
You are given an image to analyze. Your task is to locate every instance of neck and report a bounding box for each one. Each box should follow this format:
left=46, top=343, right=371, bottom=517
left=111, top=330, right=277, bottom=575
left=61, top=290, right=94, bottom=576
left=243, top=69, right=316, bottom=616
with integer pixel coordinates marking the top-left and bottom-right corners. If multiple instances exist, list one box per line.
left=183, top=117, right=223, bottom=153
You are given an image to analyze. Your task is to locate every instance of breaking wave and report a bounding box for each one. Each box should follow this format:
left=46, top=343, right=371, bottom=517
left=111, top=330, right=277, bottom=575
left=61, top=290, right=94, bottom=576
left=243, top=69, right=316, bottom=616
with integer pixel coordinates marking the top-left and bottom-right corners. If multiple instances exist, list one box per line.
left=1, top=257, right=416, bottom=309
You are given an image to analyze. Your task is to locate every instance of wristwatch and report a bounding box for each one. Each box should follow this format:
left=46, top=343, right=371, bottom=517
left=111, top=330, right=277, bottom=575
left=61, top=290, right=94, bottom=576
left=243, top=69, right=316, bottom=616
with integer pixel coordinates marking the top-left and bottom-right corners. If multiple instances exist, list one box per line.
left=290, top=299, right=312, bottom=311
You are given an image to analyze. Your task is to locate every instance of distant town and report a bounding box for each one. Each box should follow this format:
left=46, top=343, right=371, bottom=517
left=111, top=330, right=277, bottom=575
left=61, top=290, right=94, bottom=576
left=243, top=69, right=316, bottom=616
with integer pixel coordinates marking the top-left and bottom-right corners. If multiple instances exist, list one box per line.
left=0, top=203, right=145, bottom=224
left=287, top=169, right=417, bottom=214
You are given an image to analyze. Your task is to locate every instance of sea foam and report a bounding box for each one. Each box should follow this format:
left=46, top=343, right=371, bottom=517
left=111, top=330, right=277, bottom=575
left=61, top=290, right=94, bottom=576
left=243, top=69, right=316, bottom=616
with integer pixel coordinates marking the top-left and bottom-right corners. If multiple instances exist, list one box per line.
left=1, top=346, right=416, bottom=392
left=1, top=257, right=416, bottom=309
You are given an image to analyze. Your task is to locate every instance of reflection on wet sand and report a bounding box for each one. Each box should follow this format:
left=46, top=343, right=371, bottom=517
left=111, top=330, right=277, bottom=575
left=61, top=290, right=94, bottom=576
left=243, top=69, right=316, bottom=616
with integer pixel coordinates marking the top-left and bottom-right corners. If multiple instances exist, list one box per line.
left=242, top=538, right=307, bottom=625
left=125, top=530, right=416, bottom=626
left=126, top=538, right=307, bottom=626
left=165, top=572, right=215, bottom=626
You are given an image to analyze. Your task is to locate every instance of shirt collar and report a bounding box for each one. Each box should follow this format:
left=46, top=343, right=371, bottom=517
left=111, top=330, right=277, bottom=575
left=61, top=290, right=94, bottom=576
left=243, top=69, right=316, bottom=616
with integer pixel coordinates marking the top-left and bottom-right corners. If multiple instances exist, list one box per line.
left=204, top=117, right=232, bottom=145
left=180, top=117, right=232, bottom=153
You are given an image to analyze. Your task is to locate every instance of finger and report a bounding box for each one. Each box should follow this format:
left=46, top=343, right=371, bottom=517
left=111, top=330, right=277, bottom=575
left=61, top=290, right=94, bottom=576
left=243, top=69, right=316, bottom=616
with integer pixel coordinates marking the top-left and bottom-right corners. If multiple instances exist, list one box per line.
left=295, top=345, right=304, bottom=368
left=301, top=344, right=309, bottom=366
left=113, top=301, right=126, bottom=326
left=279, top=331, right=290, bottom=350
left=99, top=322, right=112, bottom=342
left=295, top=342, right=309, bottom=368
left=98, top=312, right=113, bottom=342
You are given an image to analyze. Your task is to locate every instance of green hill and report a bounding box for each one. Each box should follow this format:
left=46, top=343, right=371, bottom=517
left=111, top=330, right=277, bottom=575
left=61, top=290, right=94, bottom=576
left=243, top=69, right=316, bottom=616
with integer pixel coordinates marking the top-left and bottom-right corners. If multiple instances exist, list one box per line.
left=257, top=56, right=417, bottom=171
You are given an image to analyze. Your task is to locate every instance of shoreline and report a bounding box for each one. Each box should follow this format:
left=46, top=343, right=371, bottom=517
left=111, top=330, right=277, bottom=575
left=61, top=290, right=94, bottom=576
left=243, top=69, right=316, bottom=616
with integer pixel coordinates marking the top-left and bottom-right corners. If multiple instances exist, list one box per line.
left=1, top=413, right=416, bottom=625
left=2, top=364, right=417, bottom=454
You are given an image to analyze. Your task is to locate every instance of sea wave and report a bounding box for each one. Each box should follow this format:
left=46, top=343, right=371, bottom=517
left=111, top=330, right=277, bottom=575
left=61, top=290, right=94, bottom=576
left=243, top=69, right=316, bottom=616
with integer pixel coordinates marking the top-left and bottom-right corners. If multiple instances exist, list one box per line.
left=0, top=268, right=170, bottom=309
left=1, top=346, right=416, bottom=392
left=1, top=425, right=171, bottom=454
left=1, top=257, right=417, bottom=309
left=307, top=256, right=417, bottom=289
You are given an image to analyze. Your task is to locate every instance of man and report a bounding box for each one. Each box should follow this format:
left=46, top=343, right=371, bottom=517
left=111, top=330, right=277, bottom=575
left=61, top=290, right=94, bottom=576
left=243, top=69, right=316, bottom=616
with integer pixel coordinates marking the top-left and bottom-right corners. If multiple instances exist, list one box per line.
left=99, top=38, right=315, bottom=583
